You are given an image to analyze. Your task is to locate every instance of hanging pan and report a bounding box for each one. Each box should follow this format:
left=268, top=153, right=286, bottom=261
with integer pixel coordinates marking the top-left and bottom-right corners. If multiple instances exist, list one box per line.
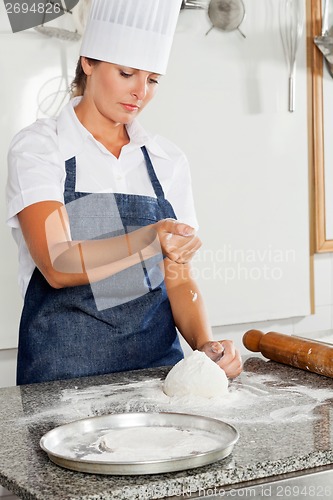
left=314, top=0, right=333, bottom=78
left=206, top=0, right=246, bottom=38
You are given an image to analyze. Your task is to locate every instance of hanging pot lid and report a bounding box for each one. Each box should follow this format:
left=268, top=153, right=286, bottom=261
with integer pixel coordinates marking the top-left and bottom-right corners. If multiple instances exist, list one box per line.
left=206, top=0, right=246, bottom=37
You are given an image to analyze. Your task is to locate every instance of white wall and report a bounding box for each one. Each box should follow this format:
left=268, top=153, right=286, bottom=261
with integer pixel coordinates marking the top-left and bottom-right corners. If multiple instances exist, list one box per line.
left=141, top=1, right=311, bottom=326
left=0, top=350, right=16, bottom=388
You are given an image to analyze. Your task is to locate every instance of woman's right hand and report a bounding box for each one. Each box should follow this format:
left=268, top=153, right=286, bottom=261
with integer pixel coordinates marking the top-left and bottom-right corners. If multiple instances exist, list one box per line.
left=155, top=219, right=202, bottom=264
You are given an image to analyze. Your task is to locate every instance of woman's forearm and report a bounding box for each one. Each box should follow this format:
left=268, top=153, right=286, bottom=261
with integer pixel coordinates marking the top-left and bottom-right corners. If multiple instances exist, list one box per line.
left=164, top=261, right=213, bottom=349
left=18, top=201, right=201, bottom=289
left=172, top=285, right=213, bottom=349
left=51, top=226, right=159, bottom=274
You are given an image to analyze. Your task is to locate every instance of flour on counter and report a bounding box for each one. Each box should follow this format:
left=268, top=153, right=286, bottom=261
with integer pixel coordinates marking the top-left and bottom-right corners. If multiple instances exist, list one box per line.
left=18, top=369, right=333, bottom=427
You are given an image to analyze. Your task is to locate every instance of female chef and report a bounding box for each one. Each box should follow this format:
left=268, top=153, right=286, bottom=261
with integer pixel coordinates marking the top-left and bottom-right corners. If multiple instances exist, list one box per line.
left=6, top=0, right=242, bottom=385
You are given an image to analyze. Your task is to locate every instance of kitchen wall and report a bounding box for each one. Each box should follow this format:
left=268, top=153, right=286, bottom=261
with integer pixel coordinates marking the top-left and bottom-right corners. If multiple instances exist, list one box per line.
left=141, top=2, right=311, bottom=326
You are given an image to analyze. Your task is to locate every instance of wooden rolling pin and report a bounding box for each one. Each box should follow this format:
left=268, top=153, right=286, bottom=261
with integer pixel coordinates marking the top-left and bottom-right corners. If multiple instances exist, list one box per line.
left=243, top=329, right=333, bottom=378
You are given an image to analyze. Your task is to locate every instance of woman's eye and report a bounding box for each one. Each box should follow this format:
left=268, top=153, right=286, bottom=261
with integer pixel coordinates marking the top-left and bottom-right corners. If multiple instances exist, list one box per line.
left=149, top=78, right=160, bottom=85
left=120, top=71, right=133, bottom=78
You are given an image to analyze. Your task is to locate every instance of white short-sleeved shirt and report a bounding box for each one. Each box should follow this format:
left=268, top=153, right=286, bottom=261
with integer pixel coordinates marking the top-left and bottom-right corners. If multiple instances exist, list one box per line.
left=6, top=97, right=198, bottom=298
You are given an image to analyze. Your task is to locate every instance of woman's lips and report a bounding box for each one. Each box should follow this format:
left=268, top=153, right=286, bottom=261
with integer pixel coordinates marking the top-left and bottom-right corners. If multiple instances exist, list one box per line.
left=120, top=103, right=140, bottom=112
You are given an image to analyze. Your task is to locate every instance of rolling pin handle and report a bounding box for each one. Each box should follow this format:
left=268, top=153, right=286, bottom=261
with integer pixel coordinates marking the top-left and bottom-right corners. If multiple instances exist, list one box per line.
left=242, top=329, right=264, bottom=352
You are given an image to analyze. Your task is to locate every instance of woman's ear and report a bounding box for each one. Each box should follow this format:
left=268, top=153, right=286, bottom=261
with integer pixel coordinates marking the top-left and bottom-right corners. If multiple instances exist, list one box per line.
left=81, top=56, right=94, bottom=76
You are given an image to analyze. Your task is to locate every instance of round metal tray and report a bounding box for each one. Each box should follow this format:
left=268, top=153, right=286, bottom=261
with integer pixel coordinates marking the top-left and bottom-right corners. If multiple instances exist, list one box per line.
left=40, top=412, right=239, bottom=475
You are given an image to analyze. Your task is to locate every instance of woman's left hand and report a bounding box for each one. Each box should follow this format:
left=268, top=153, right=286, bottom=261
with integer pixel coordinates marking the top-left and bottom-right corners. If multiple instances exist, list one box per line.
left=199, top=340, right=243, bottom=379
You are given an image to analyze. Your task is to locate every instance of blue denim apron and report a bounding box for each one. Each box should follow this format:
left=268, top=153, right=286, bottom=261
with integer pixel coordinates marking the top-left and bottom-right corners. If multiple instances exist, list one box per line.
left=17, top=146, right=183, bottom=385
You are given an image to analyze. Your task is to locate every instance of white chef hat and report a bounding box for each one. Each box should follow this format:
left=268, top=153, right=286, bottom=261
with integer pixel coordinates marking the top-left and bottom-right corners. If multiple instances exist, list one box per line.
left=80, top=0, right=182, bottom=75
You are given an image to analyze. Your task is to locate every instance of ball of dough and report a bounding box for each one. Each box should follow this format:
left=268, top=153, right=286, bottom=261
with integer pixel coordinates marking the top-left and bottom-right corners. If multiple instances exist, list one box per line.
left=163, top=350, right=229, bottom=398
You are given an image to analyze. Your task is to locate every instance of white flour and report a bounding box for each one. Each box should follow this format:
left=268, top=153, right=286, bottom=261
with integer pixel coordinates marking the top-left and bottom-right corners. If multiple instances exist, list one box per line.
left=81, top=427, right=220, bottom=462
left=18, top=370, right=333, bottom=428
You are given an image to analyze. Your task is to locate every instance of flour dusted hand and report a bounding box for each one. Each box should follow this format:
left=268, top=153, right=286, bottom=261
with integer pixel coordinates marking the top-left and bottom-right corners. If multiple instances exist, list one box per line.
left=163, top=350, right=229, bottom=398
left=155, top=219, right=201, bottom=264
left=199, top=340, right=243, bottom=379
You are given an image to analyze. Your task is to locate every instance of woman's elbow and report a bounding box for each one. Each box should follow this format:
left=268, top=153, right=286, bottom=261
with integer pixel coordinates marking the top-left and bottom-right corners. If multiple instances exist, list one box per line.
left=41, top=253, right=87, bottom=288
left=43, top=270, right=66, bottom=289
left=39, top=264, right=71, bottom=289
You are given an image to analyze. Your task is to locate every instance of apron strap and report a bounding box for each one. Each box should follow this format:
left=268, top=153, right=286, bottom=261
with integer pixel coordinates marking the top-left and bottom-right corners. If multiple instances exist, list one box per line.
left=64, top=156, right=77, bottom=203
left=141, top=146, right=166, bottom=200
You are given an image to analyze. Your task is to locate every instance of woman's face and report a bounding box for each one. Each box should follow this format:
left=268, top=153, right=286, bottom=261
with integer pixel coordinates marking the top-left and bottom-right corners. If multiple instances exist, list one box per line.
left=82, top=58, right=160, bottom=125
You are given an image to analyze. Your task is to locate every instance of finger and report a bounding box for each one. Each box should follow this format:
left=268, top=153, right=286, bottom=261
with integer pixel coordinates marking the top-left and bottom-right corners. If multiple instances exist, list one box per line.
left=214, top=340, right=235, bottom=367
left=179, top=238, right=202, bottom=261
left=174, top=222, right=195, bottom=237
left=161, top=219, right=196, bottom=237
left=168, top=237, right=202, bottom=262
left=176, top=234, right=202, bottom=252
left=216, top=340, right=235, bottom=361
left=172, top=245, right=201, bottom=264
left=198, top=341, right=224, bottom=360
left=200, top=341, right=225, bottom=362
left=163, top=233, right=194, bottom=252
left=210, top=341, right=224, bottom=355
left=218, top=355, right=243, bottom=379
left=216, top=345, right=243, bottom=378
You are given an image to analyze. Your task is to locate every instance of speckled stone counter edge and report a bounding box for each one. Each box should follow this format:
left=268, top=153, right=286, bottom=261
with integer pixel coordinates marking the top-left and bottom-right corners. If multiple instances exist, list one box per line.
left=1, top=450, right=333, bottom=500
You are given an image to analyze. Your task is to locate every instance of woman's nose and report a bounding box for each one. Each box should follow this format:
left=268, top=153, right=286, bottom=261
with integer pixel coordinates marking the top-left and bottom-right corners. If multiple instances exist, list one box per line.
left=131, top=78, right=148, bottom=100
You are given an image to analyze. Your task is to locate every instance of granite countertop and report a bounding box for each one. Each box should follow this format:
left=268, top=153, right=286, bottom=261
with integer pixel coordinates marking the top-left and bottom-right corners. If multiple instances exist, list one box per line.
left=0, top=356, right=332, bottom=500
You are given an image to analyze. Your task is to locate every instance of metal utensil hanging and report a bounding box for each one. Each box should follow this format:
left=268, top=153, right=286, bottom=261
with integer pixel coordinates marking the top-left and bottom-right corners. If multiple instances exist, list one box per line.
left=34, top=0, right=81, bottom=41
left=314, top=0, right=333, bottom=79
left=180, top=0, right=206, bottom=9
left=279, top=0, right=304, bottom=112
left=206, top=0, right=246, bottom=38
